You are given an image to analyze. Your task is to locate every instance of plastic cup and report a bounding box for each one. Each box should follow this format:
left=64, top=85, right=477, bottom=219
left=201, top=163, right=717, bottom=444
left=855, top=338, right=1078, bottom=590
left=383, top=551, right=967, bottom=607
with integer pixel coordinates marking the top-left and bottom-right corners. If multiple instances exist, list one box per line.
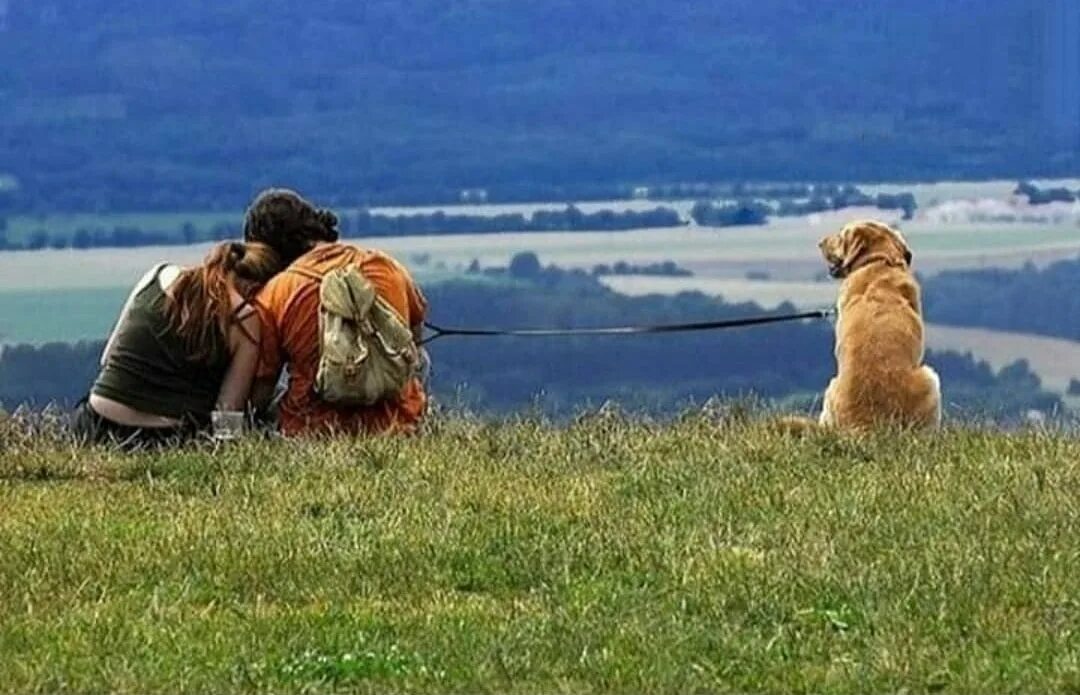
left=211, top=410, right=245, bottom=441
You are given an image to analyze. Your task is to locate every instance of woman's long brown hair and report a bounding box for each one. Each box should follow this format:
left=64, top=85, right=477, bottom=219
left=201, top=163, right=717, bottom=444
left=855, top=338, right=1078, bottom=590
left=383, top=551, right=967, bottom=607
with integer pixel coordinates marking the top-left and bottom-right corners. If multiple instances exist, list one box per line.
left=163, top=241, right=283, bottom=364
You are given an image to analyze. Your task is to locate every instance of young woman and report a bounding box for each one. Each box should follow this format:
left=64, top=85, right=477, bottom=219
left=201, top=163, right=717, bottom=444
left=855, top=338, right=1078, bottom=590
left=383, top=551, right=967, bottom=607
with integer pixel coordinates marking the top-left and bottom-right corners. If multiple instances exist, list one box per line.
left=72, top=241, right=283, bottom=448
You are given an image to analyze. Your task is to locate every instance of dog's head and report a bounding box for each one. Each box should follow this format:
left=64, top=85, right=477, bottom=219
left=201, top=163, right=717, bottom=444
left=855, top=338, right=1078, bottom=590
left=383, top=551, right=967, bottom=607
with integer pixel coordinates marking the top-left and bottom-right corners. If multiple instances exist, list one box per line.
left=818, top=220, right=912, bottom=279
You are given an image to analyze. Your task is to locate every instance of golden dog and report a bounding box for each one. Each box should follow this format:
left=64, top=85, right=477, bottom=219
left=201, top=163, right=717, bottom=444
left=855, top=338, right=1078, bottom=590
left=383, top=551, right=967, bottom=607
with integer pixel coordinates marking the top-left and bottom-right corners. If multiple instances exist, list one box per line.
left=815, top=220, right=941, bottom=430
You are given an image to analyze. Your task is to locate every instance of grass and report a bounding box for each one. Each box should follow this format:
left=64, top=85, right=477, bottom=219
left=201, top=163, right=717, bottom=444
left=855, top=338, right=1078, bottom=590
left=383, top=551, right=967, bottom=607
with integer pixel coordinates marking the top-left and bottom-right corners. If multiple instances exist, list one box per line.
left=1, top=411, right=1079, bottom=693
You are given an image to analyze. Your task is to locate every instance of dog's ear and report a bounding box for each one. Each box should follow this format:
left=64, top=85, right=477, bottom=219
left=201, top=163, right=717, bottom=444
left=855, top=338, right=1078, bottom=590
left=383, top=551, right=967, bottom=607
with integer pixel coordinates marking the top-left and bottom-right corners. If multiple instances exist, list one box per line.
left=839, top=225, right=868, bottom=274
left=895, top=233, right=913, bottom=267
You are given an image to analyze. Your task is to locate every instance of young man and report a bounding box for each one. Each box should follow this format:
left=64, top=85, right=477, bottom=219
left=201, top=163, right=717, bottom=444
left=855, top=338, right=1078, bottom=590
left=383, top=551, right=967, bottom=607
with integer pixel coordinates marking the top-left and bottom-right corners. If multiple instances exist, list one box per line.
left=245, top=189, right=429, bottom=436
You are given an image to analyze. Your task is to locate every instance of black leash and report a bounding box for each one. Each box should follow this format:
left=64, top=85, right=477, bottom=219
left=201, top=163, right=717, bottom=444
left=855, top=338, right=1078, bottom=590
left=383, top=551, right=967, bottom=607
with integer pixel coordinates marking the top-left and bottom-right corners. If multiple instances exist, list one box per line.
left=421, top=308, right=835, bottom=345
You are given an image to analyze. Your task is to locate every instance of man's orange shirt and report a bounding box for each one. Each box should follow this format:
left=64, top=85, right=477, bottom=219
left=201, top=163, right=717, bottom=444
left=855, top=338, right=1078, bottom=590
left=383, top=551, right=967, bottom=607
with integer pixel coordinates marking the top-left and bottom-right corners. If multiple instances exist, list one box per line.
left=255, top=243, right=428, bottom=436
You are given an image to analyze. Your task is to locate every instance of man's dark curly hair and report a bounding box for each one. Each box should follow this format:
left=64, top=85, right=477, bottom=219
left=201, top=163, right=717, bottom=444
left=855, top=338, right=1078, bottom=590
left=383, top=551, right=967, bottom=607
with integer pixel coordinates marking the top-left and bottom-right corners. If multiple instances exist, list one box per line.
left=242, top=188, right=340, bottom=265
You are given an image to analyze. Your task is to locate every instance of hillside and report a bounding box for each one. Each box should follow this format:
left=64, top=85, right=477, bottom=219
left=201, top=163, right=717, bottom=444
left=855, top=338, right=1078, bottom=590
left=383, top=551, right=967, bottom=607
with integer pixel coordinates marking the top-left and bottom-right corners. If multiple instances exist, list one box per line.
left=1, top=413, right=1078, bottom=693
left=0, top=1, right=1064, bottom=211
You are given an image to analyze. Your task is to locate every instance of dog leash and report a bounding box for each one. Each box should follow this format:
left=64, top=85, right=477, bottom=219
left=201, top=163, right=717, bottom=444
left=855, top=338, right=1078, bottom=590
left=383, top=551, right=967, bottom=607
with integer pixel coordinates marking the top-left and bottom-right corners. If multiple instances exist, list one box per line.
left=420, top=307, right=835, bottom=345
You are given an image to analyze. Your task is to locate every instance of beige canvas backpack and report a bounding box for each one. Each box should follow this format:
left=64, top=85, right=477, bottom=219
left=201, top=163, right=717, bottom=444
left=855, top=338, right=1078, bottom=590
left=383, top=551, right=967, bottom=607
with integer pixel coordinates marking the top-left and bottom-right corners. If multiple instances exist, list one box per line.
left=292, top=263, right=419, bottom=406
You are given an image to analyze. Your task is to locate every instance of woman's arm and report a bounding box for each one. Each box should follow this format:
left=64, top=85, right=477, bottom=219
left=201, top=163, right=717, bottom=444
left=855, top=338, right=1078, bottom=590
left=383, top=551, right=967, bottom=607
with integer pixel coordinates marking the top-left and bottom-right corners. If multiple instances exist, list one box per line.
left=216, top=309, right=262, bottom=411
left=249, top=375, right=280, bottom=414
left=101, top=264, right=171, bottom=367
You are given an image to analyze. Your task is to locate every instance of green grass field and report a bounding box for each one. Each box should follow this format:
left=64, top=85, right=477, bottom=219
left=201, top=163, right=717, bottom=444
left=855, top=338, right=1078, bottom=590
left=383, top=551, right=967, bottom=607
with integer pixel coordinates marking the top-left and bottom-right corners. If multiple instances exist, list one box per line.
left=2, top=413, right=1078, bottom=693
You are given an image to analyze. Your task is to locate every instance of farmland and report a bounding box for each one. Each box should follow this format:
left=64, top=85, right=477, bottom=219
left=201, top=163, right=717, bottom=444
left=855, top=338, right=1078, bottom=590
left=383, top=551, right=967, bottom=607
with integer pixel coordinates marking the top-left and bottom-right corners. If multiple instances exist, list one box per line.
left=0, top=287, right=127, bottom=346
left=4, top=209, right=1080, bottom=298
left=3, top=181, right=1079, bottom=397
left=924, top=325, right=1080, bottom=396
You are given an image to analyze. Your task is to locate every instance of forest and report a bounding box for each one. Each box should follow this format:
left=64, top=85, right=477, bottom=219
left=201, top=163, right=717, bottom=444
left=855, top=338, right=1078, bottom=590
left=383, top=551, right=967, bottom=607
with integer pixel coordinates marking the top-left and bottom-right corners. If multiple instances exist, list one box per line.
left=922, top=256, right=1080, bottom=342
left=0, top=0, right=1061, bottom=213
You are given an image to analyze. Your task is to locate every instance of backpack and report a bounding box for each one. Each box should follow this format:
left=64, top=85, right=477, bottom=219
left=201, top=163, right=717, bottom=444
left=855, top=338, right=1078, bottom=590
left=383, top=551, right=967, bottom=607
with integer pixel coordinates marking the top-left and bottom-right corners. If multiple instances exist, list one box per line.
left=292, top=263, right=419, bottom=407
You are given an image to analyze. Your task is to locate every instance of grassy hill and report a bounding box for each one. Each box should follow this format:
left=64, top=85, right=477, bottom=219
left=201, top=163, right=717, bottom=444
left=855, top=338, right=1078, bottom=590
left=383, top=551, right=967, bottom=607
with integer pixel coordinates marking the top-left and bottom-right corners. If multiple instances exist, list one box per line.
left=2, top=412, right=1078, bottom=693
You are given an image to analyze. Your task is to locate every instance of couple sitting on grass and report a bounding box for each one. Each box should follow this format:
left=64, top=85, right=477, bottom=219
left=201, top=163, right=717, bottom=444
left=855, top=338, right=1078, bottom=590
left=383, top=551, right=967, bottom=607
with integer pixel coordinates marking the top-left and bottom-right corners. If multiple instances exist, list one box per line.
left=73, top=189, right=429, bottom=449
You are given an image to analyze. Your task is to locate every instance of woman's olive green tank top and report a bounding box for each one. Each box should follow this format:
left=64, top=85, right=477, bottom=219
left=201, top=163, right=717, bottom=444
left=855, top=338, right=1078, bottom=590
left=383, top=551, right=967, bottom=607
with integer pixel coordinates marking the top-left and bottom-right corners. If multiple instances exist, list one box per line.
left=92, top=265, right=229, bottom=424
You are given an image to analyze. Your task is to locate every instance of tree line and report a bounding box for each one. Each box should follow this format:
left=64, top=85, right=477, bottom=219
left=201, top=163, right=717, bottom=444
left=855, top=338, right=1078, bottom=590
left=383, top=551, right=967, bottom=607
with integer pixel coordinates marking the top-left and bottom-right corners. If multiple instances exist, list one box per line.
left=922, top=256, right=1080, bottom=343
left=0, top=182, right=921, bottom=252
left=0, top=206, right=685, bottom=252
left=351, top=206, right=683, bottom=237
left=1014, top=181, right=1080, bottom=206
left=689, top=185, right=917, bottom=227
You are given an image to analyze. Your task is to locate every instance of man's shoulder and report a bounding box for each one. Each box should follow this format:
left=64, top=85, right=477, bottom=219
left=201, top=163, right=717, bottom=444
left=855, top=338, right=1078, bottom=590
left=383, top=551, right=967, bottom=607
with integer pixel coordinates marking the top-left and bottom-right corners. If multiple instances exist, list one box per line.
left=358, top=248, right=415, bottom=278
left=255, top=267, right=308, bottom=311
left=300, top=242, right=360, bottom=266
left=259, top=266, right=302, bottom=291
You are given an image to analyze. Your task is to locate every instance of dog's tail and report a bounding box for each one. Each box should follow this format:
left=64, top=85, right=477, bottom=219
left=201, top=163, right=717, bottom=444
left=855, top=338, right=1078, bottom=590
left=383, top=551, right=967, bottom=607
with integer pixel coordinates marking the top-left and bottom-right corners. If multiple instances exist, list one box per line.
left=768, top=415, right=825, bottom=436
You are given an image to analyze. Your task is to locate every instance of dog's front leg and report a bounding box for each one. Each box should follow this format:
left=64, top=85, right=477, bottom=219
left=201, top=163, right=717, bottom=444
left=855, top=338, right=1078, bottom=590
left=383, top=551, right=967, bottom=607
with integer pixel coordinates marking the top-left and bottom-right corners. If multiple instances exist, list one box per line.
left=819, top=378, right=839, bottom=427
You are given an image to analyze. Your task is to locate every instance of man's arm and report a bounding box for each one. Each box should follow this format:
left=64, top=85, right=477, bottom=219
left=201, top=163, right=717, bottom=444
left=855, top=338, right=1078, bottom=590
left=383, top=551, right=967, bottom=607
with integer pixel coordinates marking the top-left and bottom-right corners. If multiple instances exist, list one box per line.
left=247, top=280, right=285, bottom=418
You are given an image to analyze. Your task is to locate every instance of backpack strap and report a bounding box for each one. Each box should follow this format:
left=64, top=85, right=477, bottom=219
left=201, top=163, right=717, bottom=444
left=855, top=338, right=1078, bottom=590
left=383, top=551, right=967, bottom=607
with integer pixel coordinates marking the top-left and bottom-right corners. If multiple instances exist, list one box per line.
left=287, top=265, right=324, bottom=282
left=287, top=247, right=364, bottom=285
left=231, top=298, right=255, bottom=320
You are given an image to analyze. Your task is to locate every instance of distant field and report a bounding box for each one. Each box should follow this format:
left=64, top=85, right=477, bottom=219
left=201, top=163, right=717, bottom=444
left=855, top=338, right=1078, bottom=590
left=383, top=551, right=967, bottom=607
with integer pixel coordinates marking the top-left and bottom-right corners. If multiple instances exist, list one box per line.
left=6, top=211, right=238, bottom=246
left=866, top=178, right=1080, bottom=207
left=378, top=179, right=1080, bottom=216
left=5, top=200, right=693, bottom=247
left=600, top=276, right=837, bottom=308
left=597, top=283, right=1080, bottom=399
left=3, top=182, right=1080, bottom=359
left=925, top=324, right=1080, bottom=396
left=372, top=198, right=700, bottom=219
left=0, top=262, right=459, bottom=345
left=0, top=246, right=457, bottom=292
left=7, top=176, right=1080, bottom=247
left=5, top=207, right=1076, bottom=293
left=2, top=205, right=1079, bottom=357
left=0, top=287, right=127, bottom=346
left=364, top=213, right=1080, bottom=281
